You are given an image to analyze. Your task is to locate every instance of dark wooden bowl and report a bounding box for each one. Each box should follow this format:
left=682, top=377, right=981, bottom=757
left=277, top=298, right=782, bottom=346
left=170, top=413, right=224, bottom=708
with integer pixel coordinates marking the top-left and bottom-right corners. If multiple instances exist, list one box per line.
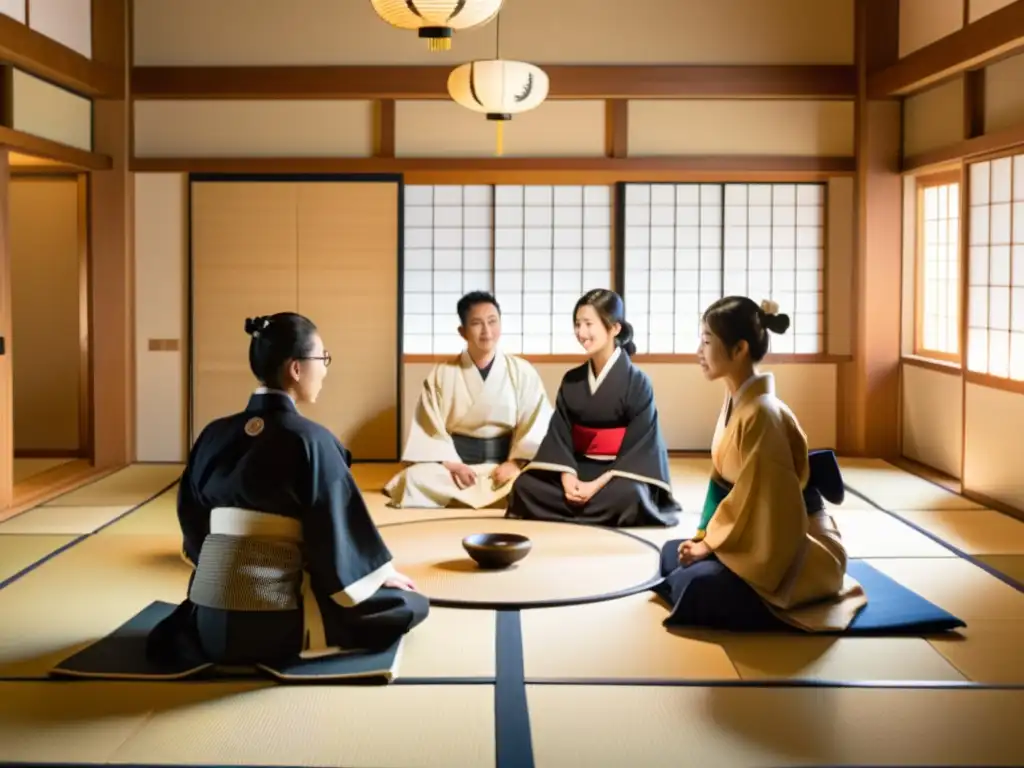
left=462, top=532, right=532, bottom=569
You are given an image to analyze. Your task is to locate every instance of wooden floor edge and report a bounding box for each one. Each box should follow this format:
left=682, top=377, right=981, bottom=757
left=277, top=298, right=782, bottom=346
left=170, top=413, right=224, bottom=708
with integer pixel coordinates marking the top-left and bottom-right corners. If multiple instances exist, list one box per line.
left=0, top=464, right=125, bottom=523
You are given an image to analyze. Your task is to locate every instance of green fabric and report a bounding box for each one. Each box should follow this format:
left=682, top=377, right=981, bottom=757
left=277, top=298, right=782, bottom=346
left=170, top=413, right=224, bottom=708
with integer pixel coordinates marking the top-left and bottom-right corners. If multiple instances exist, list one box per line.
left=696, top=475, right=732, bottom=535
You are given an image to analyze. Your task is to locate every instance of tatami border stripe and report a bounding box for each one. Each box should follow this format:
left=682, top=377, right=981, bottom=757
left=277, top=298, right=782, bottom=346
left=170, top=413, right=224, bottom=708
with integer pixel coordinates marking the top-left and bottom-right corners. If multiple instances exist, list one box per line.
left=843, top=483, right=1024, bottom=594
left=495, top=610, right=535, bottom=768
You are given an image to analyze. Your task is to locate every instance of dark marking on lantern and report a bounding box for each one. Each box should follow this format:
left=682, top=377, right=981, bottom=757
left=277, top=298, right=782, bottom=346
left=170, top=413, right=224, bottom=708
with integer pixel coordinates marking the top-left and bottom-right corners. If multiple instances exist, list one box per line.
left=515, top=72, right=534, bottom=103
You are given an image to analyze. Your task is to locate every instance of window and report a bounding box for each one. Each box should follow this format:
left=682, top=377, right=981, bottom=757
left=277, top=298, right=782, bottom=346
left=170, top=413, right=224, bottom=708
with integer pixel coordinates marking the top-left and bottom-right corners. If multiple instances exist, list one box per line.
left=966, top=155, right=1024, bottom=380
left=622, top=182, right=827, bottom=355
left=402, top=184, right=614, bottom=355
left=403, top=185, right=493, bottom=354
left=494, top=185, right=613, bottom=354
left=915, top=176, right=961, bottom=360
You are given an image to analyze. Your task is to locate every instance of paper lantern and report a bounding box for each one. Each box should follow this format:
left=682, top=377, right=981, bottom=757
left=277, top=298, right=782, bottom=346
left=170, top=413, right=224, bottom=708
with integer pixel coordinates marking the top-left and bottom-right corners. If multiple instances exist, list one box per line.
left=369, top=0, right=503, bottom=51
left=447, top=60, right=549, bottom=155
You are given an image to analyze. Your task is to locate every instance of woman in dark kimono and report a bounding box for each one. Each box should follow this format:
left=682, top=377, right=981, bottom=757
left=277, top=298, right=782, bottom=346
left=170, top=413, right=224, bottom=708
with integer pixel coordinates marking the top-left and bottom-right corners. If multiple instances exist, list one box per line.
left=505, top=289, right=680, bottom=527
left=148, top=312, right=429, bottom=667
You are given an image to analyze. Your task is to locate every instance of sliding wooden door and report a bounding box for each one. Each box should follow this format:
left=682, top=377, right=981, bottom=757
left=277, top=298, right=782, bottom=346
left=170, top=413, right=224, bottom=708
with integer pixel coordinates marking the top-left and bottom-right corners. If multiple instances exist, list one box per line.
left=190, top=177, right=400, bottom=459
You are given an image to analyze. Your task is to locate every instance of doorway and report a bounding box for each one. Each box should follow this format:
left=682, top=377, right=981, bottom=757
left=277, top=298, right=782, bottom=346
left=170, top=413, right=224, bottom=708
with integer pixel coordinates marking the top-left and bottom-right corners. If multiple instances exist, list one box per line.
left=6, top=153, right=92, bottom=507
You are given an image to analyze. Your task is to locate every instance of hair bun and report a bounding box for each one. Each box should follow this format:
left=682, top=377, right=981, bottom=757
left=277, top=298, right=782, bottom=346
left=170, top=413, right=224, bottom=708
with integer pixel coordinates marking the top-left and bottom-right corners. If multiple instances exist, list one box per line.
left=244, top=316, right=270, bottom=337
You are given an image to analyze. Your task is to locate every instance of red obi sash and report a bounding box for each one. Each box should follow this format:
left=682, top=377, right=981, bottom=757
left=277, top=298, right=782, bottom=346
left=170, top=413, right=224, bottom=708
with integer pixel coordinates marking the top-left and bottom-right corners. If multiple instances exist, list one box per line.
left=572, top=425, right=626, bottom=456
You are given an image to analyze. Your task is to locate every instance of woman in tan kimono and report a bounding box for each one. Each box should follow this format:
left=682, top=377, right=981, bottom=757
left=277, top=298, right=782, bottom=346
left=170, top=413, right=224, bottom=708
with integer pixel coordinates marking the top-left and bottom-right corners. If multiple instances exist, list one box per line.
left=654, top=296, right=867, bottom=632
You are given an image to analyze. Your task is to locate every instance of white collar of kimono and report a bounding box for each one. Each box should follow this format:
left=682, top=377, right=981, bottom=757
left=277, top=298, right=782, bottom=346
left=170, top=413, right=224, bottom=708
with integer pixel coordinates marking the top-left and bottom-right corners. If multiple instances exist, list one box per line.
left=588, top=346, right=621, bottom=394
left=253, top=386, right=294, bottom=402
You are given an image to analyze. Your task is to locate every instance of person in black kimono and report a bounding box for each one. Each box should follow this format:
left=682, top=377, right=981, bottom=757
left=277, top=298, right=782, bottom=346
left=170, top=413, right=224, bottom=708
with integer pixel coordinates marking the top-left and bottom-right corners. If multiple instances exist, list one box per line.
left=147, top=312, right=429, bottom=667
left=505, top=289, right=681, bottom=527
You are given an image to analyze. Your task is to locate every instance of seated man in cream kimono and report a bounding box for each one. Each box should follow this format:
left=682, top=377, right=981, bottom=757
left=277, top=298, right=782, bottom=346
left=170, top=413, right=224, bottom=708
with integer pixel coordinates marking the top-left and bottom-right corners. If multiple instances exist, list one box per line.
left=384, top=291, right=553, bottom=509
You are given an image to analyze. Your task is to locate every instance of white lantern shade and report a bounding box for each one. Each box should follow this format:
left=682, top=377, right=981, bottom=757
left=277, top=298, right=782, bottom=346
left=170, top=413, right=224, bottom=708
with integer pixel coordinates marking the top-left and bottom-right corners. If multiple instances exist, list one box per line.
left=370, top=0, right=502, bottom=39
left=447, top=60, right=549, bottom=118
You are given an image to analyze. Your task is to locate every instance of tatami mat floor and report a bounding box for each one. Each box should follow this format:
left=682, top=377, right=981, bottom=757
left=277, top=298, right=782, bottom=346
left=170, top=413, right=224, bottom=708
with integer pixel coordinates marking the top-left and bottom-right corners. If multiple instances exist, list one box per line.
left=1, top=457, right=1023, bottom=766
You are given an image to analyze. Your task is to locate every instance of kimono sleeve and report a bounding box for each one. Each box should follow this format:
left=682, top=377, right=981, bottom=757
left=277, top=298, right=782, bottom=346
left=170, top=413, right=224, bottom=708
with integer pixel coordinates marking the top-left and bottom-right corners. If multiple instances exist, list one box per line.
left=176, top=442, right=210, bottom=569
left=702, top=407, right=809, bottom=595
left=508, top=359, right=555, bottom=462
left=301, top=433, right=396, bottom=608
left=607, top=369, right=674, bottom=492
left=523, top=381, right=578, bottom=475
left=399, top=364, right=462, bottom=464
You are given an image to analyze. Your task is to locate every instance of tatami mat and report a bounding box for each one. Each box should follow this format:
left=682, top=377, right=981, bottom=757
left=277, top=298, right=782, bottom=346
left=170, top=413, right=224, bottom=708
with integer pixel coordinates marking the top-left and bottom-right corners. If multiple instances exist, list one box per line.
left=718, top=634, right=965, bottom=682
left=0, top=533, right=190, bottom=678
left=866, top=557, right=1024, bottom=621
left=99, top=487, right=180, bottom=535
left=0, top=505, right=133, bottom=535
left=44, top=463, right=183, bottom=507
left=839, top=458, right=983, bottom=510
left=527, top=685, right=1024, bottom=767
left=0, top=534, right=74, bottom=583
left=12, top=458, right=73, bottom=484
left=927, top=619, right=1024, bottom=684
left=0, top=681, right=495, bottom=767
left=979, top=555, right=1024, bottom=585
left=520, top=593, right=739, bottom=682
left=892, top=508, right=1024, bottom=555
left=828, top=508, right=954, bottom=558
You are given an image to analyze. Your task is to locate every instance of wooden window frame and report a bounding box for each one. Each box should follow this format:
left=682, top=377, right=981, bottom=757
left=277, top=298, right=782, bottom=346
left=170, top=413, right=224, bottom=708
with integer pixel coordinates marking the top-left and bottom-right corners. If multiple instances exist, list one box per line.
left=913, top=169, right=963, bottom=365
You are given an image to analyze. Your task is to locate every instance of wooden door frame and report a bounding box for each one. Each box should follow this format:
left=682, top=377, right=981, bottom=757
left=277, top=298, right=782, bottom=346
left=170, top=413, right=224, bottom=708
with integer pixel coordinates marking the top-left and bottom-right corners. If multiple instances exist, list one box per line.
left=185, top=172, right=405, bottom=461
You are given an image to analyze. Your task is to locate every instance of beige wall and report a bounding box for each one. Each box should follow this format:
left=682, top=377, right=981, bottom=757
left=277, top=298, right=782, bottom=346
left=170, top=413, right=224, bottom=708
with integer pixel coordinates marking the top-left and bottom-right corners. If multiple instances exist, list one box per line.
left=985, top=51, right=1024, bottom=134
left=903, top=77, right=965, bottom=158
left=133, top=0, right=854, bottom=66
left=9, top=177, right=82, bottom=454
left=134, top=99, right=857, bottom=161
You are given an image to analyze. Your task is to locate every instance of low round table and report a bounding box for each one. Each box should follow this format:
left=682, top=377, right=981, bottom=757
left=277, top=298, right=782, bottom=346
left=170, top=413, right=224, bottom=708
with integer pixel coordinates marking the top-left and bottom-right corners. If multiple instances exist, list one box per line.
left=378, top=516, right=663, bottom=609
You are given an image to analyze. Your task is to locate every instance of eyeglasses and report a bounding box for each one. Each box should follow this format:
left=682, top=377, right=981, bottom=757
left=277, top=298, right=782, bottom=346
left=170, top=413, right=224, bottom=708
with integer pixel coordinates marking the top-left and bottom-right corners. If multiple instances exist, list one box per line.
left=299, top=352, right=332, bottom=367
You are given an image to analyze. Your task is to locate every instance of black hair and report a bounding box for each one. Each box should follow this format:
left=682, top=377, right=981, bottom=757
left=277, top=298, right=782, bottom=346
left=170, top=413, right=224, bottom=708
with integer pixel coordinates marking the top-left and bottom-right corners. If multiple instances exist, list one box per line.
left=701, top=296, right=790, bottom=363
left=457, top=291, right=501, bottom=326
left=573, top=289, right=636, bottom=357
left=244, top=312, right=319, bottom=389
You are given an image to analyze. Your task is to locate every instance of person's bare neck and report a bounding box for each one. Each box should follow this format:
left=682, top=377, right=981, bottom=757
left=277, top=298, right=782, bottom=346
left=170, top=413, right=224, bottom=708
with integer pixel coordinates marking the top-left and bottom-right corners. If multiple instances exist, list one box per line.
left=468, top=346, right=496, bottom=369
left=589, top=344, right=615, bottom=376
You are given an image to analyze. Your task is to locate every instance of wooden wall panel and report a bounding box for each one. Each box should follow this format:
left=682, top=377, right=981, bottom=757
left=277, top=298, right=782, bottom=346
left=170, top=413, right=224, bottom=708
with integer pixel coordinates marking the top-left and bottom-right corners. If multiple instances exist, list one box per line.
left=901, top=363, right=963, bottom=478
left=133, top=0, right=854, bottom=67
left=970, top=0, right=1019, bottom=23
left=9, top=177, right=81, bottom=453
left=964, top=383, right=1024, bottom=510
left=627, top=100, right=855, bottom=157
left=296, top=182, right=398, bottom=459
left=898, top=0, right=963, bottom=58
left=984, top=50, right=1024, bottom=133
left=10, top=68, right=93, bottom=151
left=133, top=100, right=375, bottom=158
left=190, top=179, right=400, bottom=458
left=0, top=153, right=12, bottom=508
left=190, top=182, right=299, bottom=438
left=903, top=77, right=966, bottom=157
left=395, top=101, right=605, bottom=158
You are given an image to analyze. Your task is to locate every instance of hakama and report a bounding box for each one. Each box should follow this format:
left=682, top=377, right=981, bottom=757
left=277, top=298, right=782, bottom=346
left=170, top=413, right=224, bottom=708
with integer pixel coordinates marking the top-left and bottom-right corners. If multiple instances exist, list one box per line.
left=384, top=351, right=552, bottom=509
left=147, top=390, right=428, bottom=668
left=505, top=348, right=680, bottom=527
left=656, top=374, right=866, bottom=632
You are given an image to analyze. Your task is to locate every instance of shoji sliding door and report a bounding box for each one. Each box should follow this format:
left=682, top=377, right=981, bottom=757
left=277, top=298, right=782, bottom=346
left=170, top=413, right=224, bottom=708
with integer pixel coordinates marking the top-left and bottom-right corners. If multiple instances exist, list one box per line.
left=190, top=178, right=400, bottom=460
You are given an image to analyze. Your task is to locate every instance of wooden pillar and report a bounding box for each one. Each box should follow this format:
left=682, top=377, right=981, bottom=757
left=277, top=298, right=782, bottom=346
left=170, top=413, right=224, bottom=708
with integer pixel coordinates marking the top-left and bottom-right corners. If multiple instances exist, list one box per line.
left=0, top=151, right=12, bottom=509
left=89, top=0, right=133, bottom=468
left=838, top=0, right=903, bottom=458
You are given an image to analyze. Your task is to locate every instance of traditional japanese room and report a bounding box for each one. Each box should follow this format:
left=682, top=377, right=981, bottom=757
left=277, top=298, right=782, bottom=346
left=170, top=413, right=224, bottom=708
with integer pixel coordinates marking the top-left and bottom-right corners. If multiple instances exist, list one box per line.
left=1, top=0, right=1024, bottom=765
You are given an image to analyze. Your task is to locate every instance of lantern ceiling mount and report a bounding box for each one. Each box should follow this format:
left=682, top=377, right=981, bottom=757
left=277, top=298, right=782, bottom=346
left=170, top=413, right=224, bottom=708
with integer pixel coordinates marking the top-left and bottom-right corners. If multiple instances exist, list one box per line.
left=369, top=0, right=505, bottom=52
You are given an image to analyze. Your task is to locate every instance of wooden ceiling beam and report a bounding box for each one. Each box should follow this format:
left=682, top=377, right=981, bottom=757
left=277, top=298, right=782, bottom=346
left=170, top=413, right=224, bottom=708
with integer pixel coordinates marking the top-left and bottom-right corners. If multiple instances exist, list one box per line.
left=0, top=126, right=112, bottom=170
left=0, top=13, right=118, bottom=98
left=131, top=64, right=857, bottom=101
left=868, top=0, right=1024, bottom=97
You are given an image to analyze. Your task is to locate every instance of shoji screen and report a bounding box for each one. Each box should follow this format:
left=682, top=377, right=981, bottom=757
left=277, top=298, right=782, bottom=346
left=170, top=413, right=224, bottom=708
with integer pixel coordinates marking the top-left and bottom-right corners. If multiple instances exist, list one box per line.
left=190, top=179, right=400, bottom=459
